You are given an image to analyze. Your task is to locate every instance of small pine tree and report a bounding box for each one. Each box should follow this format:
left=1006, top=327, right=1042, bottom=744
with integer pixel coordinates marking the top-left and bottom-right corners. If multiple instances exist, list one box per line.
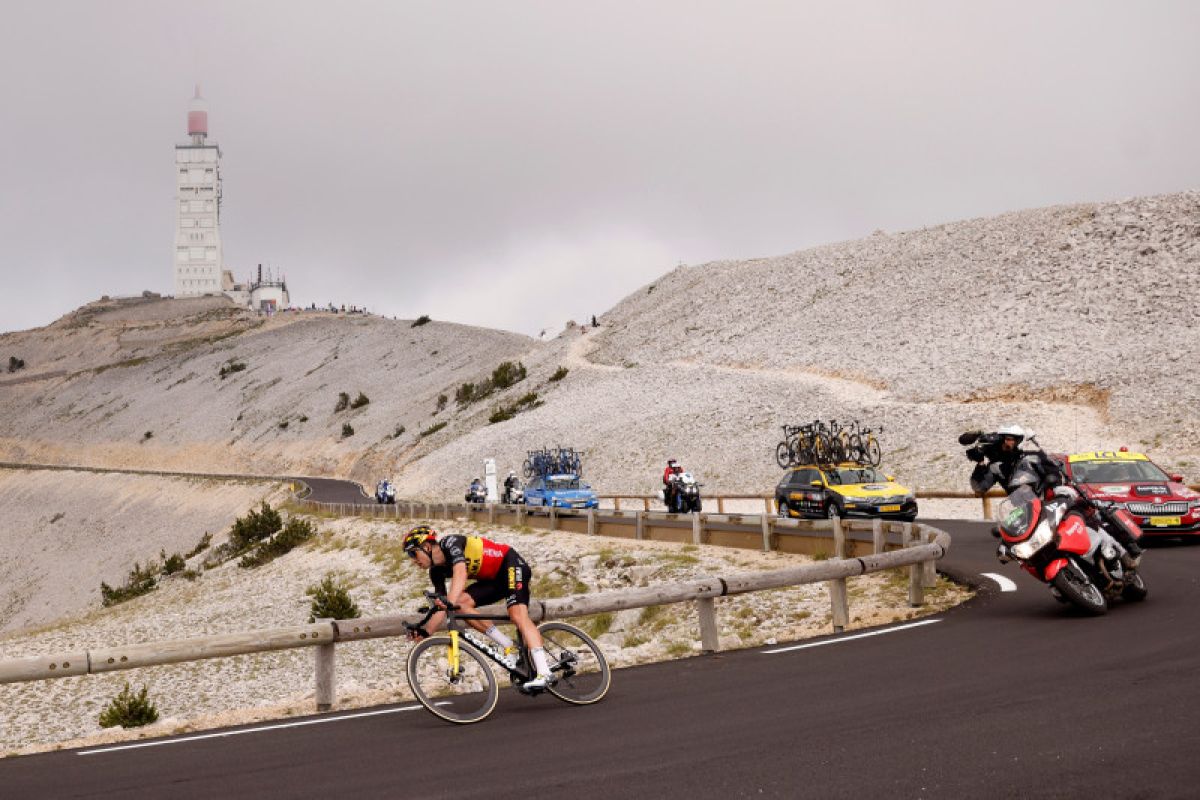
left=350, top=392, right=370, bottom=409
left=334, top=392, right=350, bottom=412
left=341, top=422, right=355, bottom=438
left=306, top=574, right=362, bottom=621
left=229, top=502, right=283, bottom=551
left=98, top=682, right=159, bottom=729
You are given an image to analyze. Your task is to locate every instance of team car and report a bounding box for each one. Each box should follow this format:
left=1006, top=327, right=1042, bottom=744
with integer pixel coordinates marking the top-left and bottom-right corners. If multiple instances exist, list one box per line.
left=775, top=463, right=918, bottom=521
left=523, top=473, right=599, bottom=509
left=1062, top=450, right=1200, bottom=538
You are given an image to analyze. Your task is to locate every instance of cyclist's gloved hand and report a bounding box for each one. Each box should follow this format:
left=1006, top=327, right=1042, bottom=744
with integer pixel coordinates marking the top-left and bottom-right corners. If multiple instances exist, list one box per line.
left=405, top=624, right=429, bottom=642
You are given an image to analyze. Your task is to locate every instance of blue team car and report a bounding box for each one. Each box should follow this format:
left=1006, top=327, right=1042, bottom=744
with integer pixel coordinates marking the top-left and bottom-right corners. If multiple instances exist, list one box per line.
left=524, top=473, right=599, bottom=509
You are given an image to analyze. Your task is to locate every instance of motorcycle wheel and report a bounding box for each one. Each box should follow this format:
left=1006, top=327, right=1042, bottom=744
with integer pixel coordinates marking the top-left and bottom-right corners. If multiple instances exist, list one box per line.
left=1050, top=560, right=1108, bottom=615
left=1121, top=570, right=1148, bottom=602
left=692, top=498, right=702, bottom=513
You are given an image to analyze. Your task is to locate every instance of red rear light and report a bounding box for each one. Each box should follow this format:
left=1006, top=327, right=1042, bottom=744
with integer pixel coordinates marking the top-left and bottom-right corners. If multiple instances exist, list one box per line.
left=1119, top=446, right=1128, bottom=452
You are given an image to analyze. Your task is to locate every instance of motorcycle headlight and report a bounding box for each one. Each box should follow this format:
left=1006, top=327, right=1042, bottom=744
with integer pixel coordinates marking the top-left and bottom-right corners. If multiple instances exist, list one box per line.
left=1011, top=519, right=1054, bottom=560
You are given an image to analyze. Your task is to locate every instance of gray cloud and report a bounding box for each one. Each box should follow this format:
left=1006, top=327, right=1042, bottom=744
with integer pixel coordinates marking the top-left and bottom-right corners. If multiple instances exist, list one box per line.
left=2, top=1, right=1197, bottom=334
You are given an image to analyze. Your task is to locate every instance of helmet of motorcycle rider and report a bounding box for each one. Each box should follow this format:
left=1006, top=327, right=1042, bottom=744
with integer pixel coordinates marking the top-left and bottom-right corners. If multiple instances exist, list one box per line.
left=996, top=424, right=1025, bottom=442
left=403, top=525, right=437, bottom=555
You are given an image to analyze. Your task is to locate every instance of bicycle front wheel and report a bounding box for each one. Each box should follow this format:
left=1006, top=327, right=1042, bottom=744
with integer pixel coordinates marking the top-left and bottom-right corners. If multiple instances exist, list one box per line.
left=406, top=636, right=499, bottom=724
left=865, top=436, right=882, bottom=467
left=538, top=621, right=611, bottom=705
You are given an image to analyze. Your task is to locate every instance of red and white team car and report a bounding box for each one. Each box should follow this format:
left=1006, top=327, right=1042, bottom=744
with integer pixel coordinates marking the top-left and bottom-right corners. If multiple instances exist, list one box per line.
left=1062, top=450, right=1200, bottom=538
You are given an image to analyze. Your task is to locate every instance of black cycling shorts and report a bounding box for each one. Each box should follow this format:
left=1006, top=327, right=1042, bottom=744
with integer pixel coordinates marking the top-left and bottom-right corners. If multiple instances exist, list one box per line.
left=465, top=550, right=531, bottom=609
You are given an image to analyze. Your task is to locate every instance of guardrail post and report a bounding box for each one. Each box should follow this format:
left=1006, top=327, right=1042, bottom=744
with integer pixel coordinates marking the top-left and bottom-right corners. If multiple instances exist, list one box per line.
left=922, top=528, right=937, bottom=588
left=764, top=496, right=773, bottom=515
left=760, top=513, right=773, bottom=552
left=550, top=506, right=558, bottom=532
left=516, top=503, right=524, bottom=526
left=829, top=515, right=849, bottom=632
left=488, top=503, right=495, bottom=524
left=424, top=502, right=430, bottom=519
left=692, top=513, right=703, bottom=545
left=697, top=598, right=719, bottom=653
left=587, top=509, right=596, bottom=536
left=872, top=518, right=884, bottom=554
left=982, top=494, right=993, bottom=520
left=643, top=497, right=650, bottom=512
left=635, top=510, right=644, bottom=540
left=905, top=523, right=924, bottom=607
left=315, top=618, right=335, bottom=712
left=614, top=497, right=621, bottom=511
left=717, top=497, right=725, bottom=514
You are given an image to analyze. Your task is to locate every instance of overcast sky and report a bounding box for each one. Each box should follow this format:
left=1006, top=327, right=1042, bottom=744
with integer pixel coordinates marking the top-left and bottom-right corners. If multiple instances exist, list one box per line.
left=1, top=1, right=1197, bottom=336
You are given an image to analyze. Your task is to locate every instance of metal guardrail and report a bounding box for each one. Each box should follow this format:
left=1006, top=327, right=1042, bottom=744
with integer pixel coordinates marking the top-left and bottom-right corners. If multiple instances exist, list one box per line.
left=0, top=493, right=949, bottom=717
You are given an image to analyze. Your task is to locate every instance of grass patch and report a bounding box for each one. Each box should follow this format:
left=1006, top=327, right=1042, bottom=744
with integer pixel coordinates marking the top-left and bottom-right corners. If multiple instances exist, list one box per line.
left=665, top=641, right=693, bottom=658
left=219, top=360, right=246, bottom=379
left=548, top=366, right=569, bottom=382
left=577, top=612, right=614, bottom=638
left=532, top=572, right=588, bottom=599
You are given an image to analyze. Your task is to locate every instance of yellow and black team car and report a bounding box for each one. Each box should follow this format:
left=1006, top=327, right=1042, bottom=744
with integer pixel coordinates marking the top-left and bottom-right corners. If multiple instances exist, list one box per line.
left=775, top=463, right=918, bottom=521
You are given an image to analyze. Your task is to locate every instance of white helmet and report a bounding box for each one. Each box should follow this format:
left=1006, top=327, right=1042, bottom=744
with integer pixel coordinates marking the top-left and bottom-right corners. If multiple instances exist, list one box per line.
left=996, top=424, right=1025, bottom=442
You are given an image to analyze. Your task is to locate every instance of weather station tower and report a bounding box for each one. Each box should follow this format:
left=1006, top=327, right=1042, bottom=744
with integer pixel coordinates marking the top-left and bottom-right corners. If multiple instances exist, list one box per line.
left=173, top=87, right=224, bottom=296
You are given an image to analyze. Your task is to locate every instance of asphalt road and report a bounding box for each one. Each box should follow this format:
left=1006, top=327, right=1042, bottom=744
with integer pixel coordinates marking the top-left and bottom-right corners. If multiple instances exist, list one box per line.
left=4, top=519, right=1199, bottom=798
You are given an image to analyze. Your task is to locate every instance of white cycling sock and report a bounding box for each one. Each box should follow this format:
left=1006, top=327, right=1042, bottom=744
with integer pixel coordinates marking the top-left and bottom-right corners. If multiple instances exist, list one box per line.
left=531, top=646, right=551, bottom=676
left=485, top=625, right=513, bottom=649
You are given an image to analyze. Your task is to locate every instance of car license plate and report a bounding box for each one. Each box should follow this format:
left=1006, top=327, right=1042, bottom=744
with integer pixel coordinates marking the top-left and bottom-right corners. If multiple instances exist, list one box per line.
left=880, top=504, right=901, bottom=513
left=1148, top=516, right=1180, bottom=527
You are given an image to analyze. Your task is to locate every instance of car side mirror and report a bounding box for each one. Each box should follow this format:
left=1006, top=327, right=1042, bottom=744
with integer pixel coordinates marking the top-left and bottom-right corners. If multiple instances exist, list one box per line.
left=1170, top=474, right=1184, bottom=483
left=886, top=475, right=895, bottom=482
left=810, top=480, right=823, bottom=488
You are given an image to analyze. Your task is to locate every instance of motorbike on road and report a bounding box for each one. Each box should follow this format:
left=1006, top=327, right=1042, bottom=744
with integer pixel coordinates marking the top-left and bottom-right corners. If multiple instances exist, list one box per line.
left=962, top=430, right=1147, bottom=614
left=660, top=472, right=703, bottom=514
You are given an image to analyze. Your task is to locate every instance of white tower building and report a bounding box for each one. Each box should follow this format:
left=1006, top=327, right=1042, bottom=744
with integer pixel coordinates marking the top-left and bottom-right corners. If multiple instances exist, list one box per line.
left=173, top=87, right=224, bottom=296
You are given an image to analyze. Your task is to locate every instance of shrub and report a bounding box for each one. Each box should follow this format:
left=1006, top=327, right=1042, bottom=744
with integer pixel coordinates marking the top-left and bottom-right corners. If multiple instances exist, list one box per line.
left=219, top=360, right=246, bottom=379
left=350, top=392, right=370, bottom=409
left=239, top=517, right=317, bottom=568
left=334, top=392, right=350, bottom=412
left=341, top=422, right=355, bottom=438
left=278, top=419, right=289, bottom=429
left=411, top=315, right=431, bottom=327
left=142, top=431, right=153, bottom=441
left=7, top=356, right=25, bottom=373
left=185, top=532, right=212, bottom=559
left=229, top=502, right=283, bottom=552
left=98, top=683, right=159, bottom=729
left=487, top=392, right=542, bottom=425
left=160, top=551, right=186, bottom=576
left=549, top=366, right=569, bottom=382
left=434, top=394, right=448, bottom=413
left=306, top=574, right=361, bottom=621
left=491, top=361, right=526, bottom=390
left=299, top=414, right=309, bottom=423
left=100, top=561, right=159, bottom=607
left=420, top=421, right=447, bottom=437
left=391, top=424, right=406, bottom=439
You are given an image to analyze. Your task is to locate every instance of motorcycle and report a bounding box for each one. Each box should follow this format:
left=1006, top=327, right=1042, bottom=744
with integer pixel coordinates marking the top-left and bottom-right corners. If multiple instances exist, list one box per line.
left=659, top=472, right=703, bottom=514
left=375, top=479, right=396, bottom=505
left=962, top=431, right=1147, bottom=614
left=465, top=484, right=488, bottom=504
left=503, top=482, right=525, bottom=505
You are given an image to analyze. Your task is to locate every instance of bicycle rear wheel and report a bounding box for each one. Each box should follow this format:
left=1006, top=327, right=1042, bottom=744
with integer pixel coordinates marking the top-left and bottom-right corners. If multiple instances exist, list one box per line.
left=865, top=436, right=882, bottom=467
left=538, top=621, right=611, bottom=705
left=775, top=441, right=791, bottom=469
left=407, top=636, right=499, bottom=724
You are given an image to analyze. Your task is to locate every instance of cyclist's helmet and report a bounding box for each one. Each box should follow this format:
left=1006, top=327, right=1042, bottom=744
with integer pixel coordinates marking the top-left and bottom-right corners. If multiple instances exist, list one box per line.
left=403, top=525, right=437, bottom=555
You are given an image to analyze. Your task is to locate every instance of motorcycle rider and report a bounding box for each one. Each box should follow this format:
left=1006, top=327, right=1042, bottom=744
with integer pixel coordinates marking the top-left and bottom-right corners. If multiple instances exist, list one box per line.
left=965, top=425, right=1143, bottom=566
left=662, top=459, right=684, bottom=511
left=466, top=476, right=485, bottom=502
left=503, top=470, right=520, bottom=503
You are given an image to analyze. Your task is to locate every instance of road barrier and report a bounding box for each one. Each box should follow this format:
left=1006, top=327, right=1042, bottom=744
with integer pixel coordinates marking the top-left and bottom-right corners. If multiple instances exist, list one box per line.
left=0, top=490, right=949, bottom=715
left=600, top=489, right=1011, bottom=519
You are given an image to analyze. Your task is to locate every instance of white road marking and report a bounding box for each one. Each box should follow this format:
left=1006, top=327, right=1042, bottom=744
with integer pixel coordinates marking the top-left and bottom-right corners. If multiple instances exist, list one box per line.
left=981, top=572, right=1018, bottom=592
left=78, top=704, right=424, bottom=756
left=761, top=619, right=941, bottom=654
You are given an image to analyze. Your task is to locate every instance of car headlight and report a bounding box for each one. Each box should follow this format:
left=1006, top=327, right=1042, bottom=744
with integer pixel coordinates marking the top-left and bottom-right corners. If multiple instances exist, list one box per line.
left=1011, top=520, right=1054, bottom=560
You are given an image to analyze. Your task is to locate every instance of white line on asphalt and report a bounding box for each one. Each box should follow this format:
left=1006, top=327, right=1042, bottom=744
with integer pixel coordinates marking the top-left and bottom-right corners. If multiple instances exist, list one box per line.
left=78, top=705, right=424, bottom=756
left=981, top=572, right=1018, bottom=592
left=761, top=619, right=941, bottom=654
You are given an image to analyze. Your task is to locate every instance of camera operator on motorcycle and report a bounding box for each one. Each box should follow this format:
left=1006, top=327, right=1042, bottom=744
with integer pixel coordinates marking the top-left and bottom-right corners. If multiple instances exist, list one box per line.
left=503, top=470, right=519, bottom=501
left=964, top=424, right=1143, bottom=568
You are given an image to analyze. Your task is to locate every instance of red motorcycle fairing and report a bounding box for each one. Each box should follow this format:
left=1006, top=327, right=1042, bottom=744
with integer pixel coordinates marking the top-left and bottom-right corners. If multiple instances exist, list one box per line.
left=1056, top=512, right=1091, bottom=554
left=1043, top=557, right=1070, bottom=581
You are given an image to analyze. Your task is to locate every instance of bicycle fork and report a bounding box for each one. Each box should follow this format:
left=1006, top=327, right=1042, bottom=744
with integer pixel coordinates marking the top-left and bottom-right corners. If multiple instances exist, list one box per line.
left=447, top=630, right=462, bottom=682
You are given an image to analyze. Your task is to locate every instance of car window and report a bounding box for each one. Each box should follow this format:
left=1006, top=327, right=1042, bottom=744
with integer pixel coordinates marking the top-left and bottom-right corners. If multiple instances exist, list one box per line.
left=1073, top=460, right=1170, bottom=483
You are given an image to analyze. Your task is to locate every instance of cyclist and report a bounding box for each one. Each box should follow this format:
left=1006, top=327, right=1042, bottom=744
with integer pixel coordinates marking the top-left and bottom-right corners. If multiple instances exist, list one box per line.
left=402, top=525, right=556, bottom=689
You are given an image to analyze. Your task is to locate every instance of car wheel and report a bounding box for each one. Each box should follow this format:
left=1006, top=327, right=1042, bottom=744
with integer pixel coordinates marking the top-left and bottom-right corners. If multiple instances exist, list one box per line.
left=825, top=502, right=840, bottom=519
left=777, top=500, right=789, bottom=518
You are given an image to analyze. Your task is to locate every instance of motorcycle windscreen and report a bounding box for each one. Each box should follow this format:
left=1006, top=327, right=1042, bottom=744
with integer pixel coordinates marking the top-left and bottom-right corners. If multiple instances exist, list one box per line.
left=999, top=497, right=1041, bottom=543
